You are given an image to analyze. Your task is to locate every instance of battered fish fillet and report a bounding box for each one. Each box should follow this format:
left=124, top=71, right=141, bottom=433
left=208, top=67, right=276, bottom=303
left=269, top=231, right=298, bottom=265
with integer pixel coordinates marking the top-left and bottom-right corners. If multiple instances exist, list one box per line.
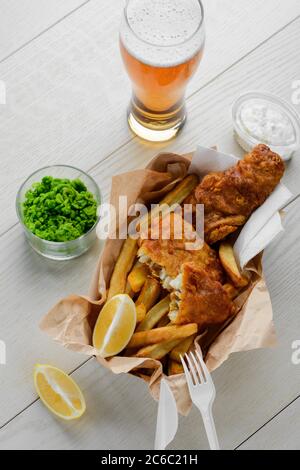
left=138, top=213, right=223, bottom=289
left=168, top=263, right=235, bottom=330
left=186, top=144, right=285, bottom=244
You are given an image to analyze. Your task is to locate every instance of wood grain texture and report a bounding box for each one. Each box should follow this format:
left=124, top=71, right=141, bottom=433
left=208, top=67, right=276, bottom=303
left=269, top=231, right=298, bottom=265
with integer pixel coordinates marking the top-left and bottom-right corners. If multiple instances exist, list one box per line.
left=89, top=18, right=300, bottom=201
left=238, top=397, right=300, bottom=450
left=0, top=195, right=300, bottom=451
left=0, top=0, right=89, bottom=61
left=0, top=227, right=103, bottom=426
left=0, top=19, right=300, bottom=448
left=0, top=0, right=300, bottom=233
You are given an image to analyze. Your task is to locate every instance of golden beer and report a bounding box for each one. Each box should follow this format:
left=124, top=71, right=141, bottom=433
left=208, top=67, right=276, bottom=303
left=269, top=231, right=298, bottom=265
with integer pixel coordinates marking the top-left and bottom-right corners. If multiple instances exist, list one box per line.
left=120, top=0, right=205, bottom=142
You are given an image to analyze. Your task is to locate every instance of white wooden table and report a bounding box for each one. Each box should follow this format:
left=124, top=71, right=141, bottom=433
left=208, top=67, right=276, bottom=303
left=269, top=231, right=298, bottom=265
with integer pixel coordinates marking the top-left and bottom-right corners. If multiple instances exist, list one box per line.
left=0, top=0, right=300, bottom=450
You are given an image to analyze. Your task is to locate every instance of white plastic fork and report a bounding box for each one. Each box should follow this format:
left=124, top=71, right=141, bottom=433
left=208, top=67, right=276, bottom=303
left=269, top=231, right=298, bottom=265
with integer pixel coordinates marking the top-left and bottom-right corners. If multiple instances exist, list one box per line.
left=181, top=350, right=220, bottom=450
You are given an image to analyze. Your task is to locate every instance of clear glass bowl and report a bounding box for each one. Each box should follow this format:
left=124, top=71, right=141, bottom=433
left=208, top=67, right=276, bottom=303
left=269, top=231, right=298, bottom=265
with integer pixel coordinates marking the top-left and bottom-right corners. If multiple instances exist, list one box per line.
left=16, top=165, right=101, bottom=260
left=232, top=91, right=300, bottom=161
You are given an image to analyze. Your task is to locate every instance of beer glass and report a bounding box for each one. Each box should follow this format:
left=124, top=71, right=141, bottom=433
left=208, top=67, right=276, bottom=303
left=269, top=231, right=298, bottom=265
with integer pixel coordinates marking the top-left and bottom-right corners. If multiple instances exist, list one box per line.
left=120, top=0, right=205, bottom=142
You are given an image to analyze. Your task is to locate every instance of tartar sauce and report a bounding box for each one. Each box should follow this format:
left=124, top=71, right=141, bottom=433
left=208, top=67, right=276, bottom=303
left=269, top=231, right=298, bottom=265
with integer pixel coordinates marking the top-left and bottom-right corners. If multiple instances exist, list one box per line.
left=239, top=101, right=295, bottom=146
left=232, top=92, right=300, bottom=161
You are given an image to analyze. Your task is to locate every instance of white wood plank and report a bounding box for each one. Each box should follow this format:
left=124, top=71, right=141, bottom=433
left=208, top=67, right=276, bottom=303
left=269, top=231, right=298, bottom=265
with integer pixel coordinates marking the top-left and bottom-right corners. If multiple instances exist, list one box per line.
left=0, top=359, right=159, bottom=450
left=1, top=200, right=300, bottom=449
left=0, top=227, right=104, bottom=426
left=0, top=193, right=300, bottom=452
left=1, top=0, right=300, bottom=233
left=238, top=398, right=300, bottom=450
left=0, top=0, right=88, bottom=61
left=90, top=17, right=300, bottom=200
left=0, top=20, right=300, bottom=448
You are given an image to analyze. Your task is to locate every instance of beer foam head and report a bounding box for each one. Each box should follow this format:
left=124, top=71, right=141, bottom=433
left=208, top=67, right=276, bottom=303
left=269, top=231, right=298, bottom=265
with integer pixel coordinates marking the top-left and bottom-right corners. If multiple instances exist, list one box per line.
left=120, top=0, right=205, bottom=67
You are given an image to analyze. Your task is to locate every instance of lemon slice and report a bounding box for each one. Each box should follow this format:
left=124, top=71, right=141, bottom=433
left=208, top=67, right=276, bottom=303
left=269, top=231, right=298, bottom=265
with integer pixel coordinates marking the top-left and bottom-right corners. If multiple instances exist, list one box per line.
left=34, top=364, right=86, bottom=420
left=93, top=294, right=136, bottom=358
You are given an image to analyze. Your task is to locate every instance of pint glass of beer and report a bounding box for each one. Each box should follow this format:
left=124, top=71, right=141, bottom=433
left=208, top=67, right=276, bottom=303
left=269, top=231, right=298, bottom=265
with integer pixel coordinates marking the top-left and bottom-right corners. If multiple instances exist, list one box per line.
left=120, top=0, right=205, bottom=142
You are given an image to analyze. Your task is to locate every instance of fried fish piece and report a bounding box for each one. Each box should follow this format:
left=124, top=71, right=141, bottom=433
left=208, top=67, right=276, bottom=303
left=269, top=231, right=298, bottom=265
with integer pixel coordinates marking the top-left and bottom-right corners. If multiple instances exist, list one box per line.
left=186, top=144, right=285, bottom=244
left=138, top=213, right=224, bottom=289
left=168, top=263, right=235, bottom=331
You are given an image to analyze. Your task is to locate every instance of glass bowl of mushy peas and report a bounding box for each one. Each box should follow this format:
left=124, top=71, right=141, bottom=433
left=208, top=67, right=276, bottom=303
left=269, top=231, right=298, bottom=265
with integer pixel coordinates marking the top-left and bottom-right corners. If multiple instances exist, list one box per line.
left=16, top=165, right=101, bottom=260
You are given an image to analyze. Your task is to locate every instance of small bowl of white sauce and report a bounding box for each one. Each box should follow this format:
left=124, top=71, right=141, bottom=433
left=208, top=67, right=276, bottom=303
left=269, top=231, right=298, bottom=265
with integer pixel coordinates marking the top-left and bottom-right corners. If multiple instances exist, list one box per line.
left=232, top=91, right=300, bottom=161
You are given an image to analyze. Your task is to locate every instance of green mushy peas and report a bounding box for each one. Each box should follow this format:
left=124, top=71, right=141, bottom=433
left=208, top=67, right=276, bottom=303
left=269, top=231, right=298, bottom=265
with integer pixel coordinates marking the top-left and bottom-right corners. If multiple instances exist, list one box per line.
left=23, top=176, right=98, bottom=242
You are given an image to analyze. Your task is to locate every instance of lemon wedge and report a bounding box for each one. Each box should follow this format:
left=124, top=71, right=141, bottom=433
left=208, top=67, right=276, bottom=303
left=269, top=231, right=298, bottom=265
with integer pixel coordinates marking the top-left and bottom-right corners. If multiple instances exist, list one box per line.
left=93, top=294, right=136, bottom=358
left=33, top=364, right=86, bottom=420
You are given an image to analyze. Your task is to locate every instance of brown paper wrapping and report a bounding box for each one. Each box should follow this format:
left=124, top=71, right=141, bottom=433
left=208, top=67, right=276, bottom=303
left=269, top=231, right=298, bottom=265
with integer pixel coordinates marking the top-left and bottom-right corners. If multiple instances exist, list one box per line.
left=40, top=152, right=277, bottom=416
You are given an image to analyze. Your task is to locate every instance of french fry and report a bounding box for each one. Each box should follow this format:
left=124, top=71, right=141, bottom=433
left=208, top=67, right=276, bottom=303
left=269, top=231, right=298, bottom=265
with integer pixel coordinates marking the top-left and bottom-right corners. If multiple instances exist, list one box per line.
left=136, top=339, right=182, bottom=360
left=168, top=360, right=184, bottom=376
left=139, top=175, right=199, bottom=232
left=157, top=316, right=170, bottom=328
left=160, top=174, right=199, bottom=206
left=128, top=262, right=149, bottom=293
left=223, top=283, right=240, bottom=300
left=125, top=280, right=135, bottom=298
left=107, top=176, right=198, bottom=302
left=128, top=323, right=198, bottom=349
left=136, top=305, right=147, bottom=323
left=169, top=334, right=197, bottom=363
left=136, top=295, right=170, bottom=332
left=108, top=176, right=198, bottom=300
left=219, top=243, right=250, bottom=288
left=135, top=277, right=161, bottom=323
left=107, top=238, right=138, bottom=300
